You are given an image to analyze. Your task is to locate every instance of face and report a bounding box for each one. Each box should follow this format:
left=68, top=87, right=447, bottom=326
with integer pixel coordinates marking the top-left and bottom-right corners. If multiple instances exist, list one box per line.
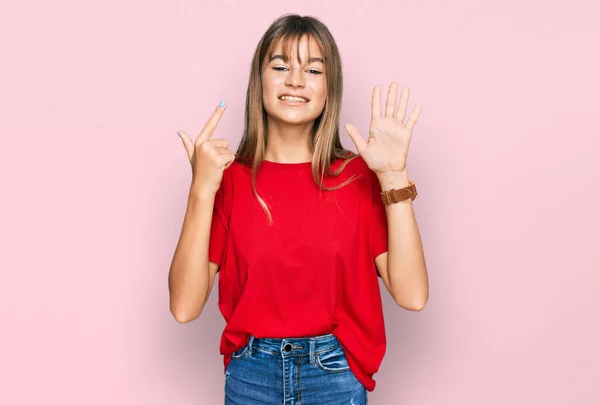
left=261, top=35, right=327, bottom=126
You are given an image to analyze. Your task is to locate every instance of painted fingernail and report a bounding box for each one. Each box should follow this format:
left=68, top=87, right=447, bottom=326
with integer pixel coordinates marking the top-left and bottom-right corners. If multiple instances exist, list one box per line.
left=219, top=100, right=226, bottom=107
left=176, top=132, right=181, bottom=138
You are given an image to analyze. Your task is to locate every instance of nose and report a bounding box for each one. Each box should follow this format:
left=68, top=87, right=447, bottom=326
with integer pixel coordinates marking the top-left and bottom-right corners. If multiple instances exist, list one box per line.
left=285, top=67, right=305, bottom=88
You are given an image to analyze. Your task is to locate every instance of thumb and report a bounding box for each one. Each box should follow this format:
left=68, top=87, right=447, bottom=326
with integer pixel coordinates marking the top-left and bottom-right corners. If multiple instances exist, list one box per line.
left=177, top=130, right=194, bottom=161
left=344, top=124, right=367, bottom=154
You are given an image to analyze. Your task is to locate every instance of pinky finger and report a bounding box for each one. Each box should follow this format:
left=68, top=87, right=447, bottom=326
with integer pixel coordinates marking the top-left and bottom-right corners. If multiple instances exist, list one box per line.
left=221, top=153, right=236, bottom=169
left=406, top=103, right=423, bottom=130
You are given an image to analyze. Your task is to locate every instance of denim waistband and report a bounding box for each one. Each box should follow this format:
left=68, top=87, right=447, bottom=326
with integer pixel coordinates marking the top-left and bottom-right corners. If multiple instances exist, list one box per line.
left=246, top=333, right=341, bottom=358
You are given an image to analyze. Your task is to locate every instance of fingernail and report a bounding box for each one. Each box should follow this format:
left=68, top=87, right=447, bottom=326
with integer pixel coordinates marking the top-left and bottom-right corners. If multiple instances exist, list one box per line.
left=176, top=132, right=181, bottom=138
left=219, top=100, right=226, bottom=107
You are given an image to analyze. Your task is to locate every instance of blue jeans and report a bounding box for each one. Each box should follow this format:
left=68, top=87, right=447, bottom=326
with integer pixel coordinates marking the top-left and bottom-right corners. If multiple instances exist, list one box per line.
left=224, top=333, right=368, bottom=405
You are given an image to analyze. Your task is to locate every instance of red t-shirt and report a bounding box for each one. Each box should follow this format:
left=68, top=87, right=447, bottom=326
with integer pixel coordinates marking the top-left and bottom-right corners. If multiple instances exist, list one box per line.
left=208, top=155, right=388, bottom=392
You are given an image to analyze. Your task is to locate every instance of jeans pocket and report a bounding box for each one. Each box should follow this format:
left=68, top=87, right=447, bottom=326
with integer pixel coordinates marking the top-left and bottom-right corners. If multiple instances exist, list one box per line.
left=230, top=344, right=249, bottom=360
left=315, top=344, right=351, bottom=373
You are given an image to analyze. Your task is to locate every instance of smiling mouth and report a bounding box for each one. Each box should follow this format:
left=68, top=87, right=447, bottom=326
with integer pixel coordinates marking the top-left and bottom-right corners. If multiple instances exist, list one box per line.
left=278, top=95, right=310, bottom=103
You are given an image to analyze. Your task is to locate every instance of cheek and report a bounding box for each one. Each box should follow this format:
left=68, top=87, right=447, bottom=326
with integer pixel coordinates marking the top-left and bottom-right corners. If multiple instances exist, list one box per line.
left=315, top=83, right=328, bottom=106
left=262, top=75, right=282, bottom=101
left=314, top=78, right=327, bottom=99
left=262, top=81, right=272, bottom=97
left=261, top=80, right=274, bottom=107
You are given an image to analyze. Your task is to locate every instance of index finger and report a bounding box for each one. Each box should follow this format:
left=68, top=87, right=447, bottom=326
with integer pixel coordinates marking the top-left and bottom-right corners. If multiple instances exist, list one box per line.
left=371, top=86, right=381, bottom=120
left=198, top=101, right=227, bottom=143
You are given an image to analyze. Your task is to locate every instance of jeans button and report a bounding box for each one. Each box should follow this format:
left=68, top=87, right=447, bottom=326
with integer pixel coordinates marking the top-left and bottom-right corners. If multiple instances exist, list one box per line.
left=284, top=343, right=292, bottom=352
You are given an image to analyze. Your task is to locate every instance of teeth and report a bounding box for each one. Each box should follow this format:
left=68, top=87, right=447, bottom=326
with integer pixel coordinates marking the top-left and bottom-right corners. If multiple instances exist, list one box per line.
left=279, top=96, right=308, bottom=102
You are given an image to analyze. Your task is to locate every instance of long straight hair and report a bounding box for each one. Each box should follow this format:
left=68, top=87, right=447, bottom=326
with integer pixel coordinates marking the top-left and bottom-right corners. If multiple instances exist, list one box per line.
left=235, top=14, right=360, bottom=224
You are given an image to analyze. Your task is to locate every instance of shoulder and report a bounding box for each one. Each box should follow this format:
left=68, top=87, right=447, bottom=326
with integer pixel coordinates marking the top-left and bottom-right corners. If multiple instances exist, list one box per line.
left=214, top=161, right=251, bottom=212
left=329, top=155, right=379, bottom=200
left=216, top=160, right=247, bottom=194
left=335, top=155, right=376, bottom=182
left=222, top=160, right=251, bottom=182
left=348, top=155, right=371, bottom=171
left=229, top=159, right=251, bottom=174
left=217, top=160, right=253, bottom=200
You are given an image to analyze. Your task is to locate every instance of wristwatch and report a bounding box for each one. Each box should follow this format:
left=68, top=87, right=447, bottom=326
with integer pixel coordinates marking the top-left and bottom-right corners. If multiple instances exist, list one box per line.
left=381, top=181, right=418, bottom=205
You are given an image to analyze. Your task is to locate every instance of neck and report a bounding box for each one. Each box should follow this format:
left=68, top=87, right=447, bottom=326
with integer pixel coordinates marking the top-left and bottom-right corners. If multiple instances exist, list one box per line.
left=264, top=116, right=314, bottom=163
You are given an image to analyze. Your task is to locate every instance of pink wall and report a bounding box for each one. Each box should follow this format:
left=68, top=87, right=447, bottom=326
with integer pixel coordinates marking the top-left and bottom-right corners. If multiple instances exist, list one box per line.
left=1, top=1, right=598, bottom=404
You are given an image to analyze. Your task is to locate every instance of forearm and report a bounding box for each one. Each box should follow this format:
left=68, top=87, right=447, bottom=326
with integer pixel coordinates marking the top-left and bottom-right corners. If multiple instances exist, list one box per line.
left=168, top=186, right=215, bottom=322
left=378, top=170, right=429, bottom=310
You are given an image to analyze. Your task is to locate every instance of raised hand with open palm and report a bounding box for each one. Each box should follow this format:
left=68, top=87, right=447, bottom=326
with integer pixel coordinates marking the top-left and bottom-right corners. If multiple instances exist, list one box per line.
left=344, top=82, right=423, bottom=176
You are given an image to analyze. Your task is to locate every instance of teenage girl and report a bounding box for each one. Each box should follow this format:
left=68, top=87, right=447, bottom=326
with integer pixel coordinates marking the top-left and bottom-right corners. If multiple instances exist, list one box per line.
left=169, top=13, right=429, bottom=405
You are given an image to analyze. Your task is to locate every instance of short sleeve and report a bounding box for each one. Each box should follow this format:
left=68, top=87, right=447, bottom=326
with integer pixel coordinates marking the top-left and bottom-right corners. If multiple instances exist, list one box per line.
left=208, top=168, right=231, bottom=269
left=370, top=171, right=388, bottom=277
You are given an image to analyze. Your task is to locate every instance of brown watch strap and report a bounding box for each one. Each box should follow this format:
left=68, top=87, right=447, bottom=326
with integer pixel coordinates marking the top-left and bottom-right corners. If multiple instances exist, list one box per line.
left=381, top=181, right=418, bottom=205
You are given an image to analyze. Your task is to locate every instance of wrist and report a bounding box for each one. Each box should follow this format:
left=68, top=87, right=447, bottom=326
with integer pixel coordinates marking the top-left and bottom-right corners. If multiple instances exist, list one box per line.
left=377, top=169, right=410, bottom=190
left=189, top=181, right=217, bottom=201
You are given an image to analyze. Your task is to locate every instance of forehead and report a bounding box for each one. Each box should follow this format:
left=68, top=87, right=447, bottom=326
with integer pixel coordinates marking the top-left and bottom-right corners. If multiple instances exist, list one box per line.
left=266, top=34, right=324, bottom=64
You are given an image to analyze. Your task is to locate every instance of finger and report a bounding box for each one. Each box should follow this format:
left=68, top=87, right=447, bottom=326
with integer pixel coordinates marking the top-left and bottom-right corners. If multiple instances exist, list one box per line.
left=224, top=159, right=235, bottom=169
left=198, top=101, right=227, bottom=144
left=406, top=103, right=423, bottom=130
left=214, top=146, right=234, bottom=155
left=371, top=86, right=381, bottom=120
left=395, top=87, right=410, bottom=123
left=177, top=130, right=194, bottom=161
left=344, top=124, right=368, bottom=154
left=205, top=138, right=230, bottom=149
left=385, top=82, right=399, bottom=118
left=218, top=152, right=236, bottom=168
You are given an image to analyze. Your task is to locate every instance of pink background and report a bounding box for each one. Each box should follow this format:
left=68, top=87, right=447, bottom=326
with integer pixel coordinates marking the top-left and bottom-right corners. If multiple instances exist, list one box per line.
left=1, top=1, right=598, bottom=404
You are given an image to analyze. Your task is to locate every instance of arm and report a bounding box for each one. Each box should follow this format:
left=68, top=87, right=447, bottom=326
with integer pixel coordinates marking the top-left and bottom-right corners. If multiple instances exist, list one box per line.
left=168, top=185, right=219, bottom=323
left=375, top=169, right=429, bottom=311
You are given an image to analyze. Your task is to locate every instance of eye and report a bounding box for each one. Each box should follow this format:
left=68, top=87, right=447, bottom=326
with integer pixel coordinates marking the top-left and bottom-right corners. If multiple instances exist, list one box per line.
left=273, top=66, right=322, bottom=75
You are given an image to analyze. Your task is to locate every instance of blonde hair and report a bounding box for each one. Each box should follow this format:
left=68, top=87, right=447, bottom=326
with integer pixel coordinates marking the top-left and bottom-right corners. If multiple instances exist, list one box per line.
left=235, top=13, right=360, bottom=224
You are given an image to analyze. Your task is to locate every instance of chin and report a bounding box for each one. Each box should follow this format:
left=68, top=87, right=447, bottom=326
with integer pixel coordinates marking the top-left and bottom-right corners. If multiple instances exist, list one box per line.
left=274, top=113, right=316, bottom=125
left=264, top=107, right=310, bottom=123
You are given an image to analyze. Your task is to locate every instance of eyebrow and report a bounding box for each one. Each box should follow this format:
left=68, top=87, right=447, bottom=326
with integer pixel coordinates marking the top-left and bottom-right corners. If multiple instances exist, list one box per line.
left=269, top=54, right=324, bottom=64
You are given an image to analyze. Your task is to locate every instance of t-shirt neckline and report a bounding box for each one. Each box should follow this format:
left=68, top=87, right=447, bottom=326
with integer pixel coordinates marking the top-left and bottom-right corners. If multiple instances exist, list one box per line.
left=262, top=159, right=312, bottom=166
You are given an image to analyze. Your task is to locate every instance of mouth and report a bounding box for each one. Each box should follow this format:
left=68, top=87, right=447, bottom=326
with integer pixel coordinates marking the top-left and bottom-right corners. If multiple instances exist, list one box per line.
left=278, top=95, right=310, bottom=104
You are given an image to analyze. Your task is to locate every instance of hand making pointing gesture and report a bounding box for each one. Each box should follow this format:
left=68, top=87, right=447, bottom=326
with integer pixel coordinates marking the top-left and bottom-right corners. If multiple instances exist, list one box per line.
left=177, top=102, right=235, bottom=196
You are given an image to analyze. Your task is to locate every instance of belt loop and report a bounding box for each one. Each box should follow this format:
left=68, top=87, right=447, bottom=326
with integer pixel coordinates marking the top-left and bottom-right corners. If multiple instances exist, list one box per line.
left=309, top=339, right=316, bottom=365
left=248, top=334, right=255, bottom=356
